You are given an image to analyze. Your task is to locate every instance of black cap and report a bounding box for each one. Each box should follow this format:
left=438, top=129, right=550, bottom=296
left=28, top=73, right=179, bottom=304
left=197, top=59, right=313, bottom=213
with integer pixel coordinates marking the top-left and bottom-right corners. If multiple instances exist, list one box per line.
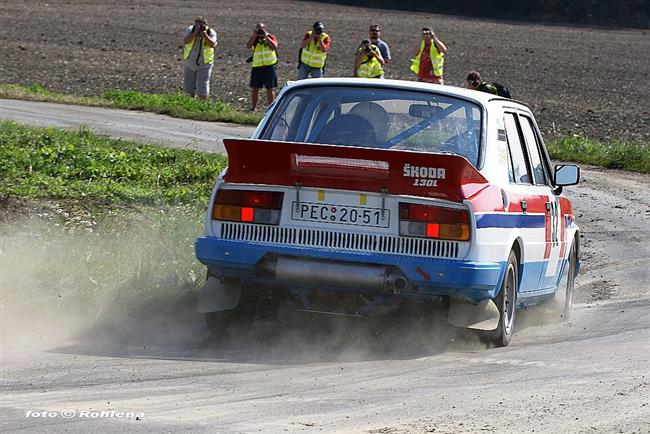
left=313, top=21, right=324, bottom=30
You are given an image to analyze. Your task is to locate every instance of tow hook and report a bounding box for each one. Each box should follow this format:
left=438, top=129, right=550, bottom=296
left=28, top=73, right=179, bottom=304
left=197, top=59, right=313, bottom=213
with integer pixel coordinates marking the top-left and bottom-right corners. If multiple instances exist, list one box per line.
left=387, top=274, right=407, bottom=295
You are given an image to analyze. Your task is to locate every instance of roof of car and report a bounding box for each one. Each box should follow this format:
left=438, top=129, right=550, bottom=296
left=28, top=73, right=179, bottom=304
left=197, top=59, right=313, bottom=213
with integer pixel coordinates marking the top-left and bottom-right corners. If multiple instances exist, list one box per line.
left=283, top=77, right=522, bottom=108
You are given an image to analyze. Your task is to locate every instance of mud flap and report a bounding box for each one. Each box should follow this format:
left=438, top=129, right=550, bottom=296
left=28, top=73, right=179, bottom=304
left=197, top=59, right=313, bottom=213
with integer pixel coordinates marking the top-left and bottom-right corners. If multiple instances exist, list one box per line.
left=196, top=276, right=241, bottom=313
left=447, top=299, right=500, bottom=330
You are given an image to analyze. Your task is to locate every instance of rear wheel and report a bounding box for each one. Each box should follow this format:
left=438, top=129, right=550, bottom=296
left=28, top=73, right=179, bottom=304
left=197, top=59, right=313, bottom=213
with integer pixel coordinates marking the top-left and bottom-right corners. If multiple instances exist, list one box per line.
left=483, top=250, right=518, bottom=347
left=552, top=245, right=576, bottom=320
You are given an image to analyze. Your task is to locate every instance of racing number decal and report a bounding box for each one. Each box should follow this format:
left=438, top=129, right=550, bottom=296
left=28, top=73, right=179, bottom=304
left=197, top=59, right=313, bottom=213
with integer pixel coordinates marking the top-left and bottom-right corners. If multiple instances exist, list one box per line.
left=544, top=197, right=559, bottom=259
left=550, top=200, right=559, bottom=244
left=544, top=195, right=563, bottom=277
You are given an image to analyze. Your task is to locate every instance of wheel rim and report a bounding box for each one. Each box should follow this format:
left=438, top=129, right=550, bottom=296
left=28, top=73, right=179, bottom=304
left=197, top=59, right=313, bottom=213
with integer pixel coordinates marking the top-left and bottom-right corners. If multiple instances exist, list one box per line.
left=504, top=264, right=516, bottom=335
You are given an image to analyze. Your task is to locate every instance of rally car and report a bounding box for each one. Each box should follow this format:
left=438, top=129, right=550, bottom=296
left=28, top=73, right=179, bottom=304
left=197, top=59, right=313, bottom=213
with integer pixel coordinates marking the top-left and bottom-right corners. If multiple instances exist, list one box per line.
left=195, top=78, right=580, bottom=347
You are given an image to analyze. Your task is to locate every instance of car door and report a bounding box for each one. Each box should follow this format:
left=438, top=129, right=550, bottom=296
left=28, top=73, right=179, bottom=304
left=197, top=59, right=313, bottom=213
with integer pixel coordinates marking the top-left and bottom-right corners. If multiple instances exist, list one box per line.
left=518, top=114, right=563, bottom=291
left=502, top=111, right=554, bottom=293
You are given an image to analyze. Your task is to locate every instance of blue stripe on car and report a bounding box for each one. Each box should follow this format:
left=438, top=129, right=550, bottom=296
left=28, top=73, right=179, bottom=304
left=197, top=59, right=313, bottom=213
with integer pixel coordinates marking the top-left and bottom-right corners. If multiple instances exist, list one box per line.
left=476, top=213, right=546, bottom=229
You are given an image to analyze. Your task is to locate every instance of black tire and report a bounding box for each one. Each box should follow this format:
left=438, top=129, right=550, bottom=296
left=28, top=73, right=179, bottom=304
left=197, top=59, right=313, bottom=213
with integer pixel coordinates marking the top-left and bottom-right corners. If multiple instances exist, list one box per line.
left=483, top=250, right=518, bottom=347
left=553, top=245, right=576, bottom=321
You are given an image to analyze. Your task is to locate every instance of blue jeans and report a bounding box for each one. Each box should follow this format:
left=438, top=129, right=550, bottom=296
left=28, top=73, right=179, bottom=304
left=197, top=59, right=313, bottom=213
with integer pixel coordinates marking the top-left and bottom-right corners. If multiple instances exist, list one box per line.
left=297, top=63, right=323, bottom=79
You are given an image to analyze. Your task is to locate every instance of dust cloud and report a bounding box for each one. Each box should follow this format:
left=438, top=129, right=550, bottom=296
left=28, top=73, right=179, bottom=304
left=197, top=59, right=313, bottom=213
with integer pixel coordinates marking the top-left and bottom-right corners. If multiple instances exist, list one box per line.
left=0, top=204, right=205, bottom=356
left=1, top=202, right=491, bottom=366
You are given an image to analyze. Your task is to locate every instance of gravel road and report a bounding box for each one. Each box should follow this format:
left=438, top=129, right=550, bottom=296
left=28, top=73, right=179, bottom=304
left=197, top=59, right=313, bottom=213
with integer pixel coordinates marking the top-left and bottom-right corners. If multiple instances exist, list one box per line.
left=0, top=98, right=253, bottom=153
left=1, top=103, right=649, bottom=433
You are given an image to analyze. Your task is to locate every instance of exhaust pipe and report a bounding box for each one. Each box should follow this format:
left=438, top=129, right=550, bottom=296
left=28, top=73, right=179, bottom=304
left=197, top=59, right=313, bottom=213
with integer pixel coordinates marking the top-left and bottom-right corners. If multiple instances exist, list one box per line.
left=258, top=256, right=407, bottom=292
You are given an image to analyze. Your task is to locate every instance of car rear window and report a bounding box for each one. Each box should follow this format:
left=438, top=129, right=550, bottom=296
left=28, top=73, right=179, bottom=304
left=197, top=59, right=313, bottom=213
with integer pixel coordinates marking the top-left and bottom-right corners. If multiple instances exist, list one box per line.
left=260, top=85, right=483, bottom=166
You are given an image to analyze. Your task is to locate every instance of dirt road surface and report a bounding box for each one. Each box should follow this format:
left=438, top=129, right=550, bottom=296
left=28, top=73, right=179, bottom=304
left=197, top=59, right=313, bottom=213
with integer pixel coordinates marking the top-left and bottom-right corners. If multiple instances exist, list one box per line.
left=1, top=104, right=649, bottom=433
left=0, top=98, right=253, bottom=152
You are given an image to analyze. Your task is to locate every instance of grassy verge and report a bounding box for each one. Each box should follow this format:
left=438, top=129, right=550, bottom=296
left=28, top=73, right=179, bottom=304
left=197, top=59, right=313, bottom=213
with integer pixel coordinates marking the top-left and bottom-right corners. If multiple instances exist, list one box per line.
left=0, top=83, right=262, bottom=125
left=546, top=136, right=649, bottom=173
left=0, top=120, right=226, bottom=205
left=0, top=122, right=219, bottom=336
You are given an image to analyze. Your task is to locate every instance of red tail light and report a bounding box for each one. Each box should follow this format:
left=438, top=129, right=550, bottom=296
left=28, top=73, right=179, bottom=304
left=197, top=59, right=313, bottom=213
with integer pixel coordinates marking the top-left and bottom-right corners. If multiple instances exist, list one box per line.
left=399, top=203, right=470, bottom=241
left=213, top=190, right=284, bottom=225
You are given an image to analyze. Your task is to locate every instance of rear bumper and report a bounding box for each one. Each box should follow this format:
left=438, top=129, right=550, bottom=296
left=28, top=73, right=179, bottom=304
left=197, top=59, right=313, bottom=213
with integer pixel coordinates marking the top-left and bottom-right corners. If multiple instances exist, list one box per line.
left=195, top=237, right=506, bottom=303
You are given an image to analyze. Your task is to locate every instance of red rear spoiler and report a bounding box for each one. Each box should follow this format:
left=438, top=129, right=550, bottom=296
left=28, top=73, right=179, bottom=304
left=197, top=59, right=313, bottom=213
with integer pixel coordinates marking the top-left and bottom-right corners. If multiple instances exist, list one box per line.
left=223, top=139, right=488, bottom=202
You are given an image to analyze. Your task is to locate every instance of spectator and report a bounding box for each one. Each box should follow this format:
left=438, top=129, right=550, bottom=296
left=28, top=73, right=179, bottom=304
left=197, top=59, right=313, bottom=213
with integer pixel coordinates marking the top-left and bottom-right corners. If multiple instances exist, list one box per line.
left=368, top=24, right=391, bottom=65
left=182, top=17, right=218, bottom=100
left=467, top=70, right=502, bottom=95
left=298, top=22, right=330, bottom=79
left=353, top=39, right=385, bottom=78
left=246, top=23, right=278, bottom=111
left=410, top=27, right=447, bottom=84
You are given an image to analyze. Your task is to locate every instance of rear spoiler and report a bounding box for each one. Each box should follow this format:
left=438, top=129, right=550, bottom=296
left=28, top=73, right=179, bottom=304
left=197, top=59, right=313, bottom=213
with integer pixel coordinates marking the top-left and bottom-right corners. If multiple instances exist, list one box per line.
left=223, top=139, right=488, bottom=202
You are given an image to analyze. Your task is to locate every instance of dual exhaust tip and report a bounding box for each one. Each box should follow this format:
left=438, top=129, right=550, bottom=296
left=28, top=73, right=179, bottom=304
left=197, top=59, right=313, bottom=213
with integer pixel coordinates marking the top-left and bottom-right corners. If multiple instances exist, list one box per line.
left=258, top=256, right=408, bottom=293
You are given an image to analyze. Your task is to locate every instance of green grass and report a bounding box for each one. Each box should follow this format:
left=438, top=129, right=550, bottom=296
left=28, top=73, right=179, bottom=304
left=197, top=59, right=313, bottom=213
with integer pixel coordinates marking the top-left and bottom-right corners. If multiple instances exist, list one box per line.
left=0, top=121, right=227, bottom=205
left=547, top=136, right=649, bottom=173
left=0, top=83, right=262, bottom=125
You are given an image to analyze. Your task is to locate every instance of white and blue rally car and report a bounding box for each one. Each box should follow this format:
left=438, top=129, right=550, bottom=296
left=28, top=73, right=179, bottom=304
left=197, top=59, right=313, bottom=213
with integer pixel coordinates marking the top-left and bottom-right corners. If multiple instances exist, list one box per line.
left=195, top=78, right=580, bottom=346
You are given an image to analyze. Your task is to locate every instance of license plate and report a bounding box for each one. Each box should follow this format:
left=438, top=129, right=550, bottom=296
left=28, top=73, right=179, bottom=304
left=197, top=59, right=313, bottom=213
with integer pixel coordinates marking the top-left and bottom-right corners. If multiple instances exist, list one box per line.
left=291, top=202, right=389, bottom=228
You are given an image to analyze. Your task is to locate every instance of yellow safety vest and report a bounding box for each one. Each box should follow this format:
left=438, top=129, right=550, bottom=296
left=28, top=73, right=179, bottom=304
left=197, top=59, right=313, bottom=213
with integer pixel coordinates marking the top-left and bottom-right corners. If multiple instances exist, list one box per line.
left=300, top=31, right=329, bottom=68
left=251, top=39, right=278, bottom=67
left=183, top=27, right=215, bottom=64
left=409, top=40, right=444, bottom=77
left=357, top=46, right=384, bottom=78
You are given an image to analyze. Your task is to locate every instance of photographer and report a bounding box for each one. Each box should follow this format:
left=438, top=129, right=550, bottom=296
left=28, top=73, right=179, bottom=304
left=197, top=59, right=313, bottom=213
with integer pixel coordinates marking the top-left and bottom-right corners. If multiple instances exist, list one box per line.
left=368, top=24, right=391, bottom=65
left=298, top=22, right=330, bottom=79
left=246, top=23, right=278, bottom=111
left=353, top=39, right=385, bottom=79
left=182, top=17, right=218, bottom=100
left=409, top=27, right=447, bottom=84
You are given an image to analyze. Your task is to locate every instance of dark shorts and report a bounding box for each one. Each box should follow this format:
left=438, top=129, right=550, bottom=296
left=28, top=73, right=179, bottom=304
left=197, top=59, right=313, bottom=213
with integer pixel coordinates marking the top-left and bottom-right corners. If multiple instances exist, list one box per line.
left=250, top=64, right=278, bottom=89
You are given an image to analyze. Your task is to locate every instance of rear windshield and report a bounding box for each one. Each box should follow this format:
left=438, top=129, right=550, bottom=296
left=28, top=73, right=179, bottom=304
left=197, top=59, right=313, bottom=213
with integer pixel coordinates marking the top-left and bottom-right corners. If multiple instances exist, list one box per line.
left=260, top=85, right=483, bottom=166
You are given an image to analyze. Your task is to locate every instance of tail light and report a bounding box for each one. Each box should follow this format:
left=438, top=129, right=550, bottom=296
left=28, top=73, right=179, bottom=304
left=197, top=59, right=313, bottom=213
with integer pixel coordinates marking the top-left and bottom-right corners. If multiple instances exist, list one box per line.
left=213, top=190, right=284, bottom=225
left=399, top=203, right=470, bottom=241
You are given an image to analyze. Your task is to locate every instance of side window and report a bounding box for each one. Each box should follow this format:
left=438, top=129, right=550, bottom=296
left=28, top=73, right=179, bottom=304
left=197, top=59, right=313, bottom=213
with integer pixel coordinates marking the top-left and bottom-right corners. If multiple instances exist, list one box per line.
left=520, top=115, right=547, bottom=185
left=504, top=113, right=532, bottom=184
